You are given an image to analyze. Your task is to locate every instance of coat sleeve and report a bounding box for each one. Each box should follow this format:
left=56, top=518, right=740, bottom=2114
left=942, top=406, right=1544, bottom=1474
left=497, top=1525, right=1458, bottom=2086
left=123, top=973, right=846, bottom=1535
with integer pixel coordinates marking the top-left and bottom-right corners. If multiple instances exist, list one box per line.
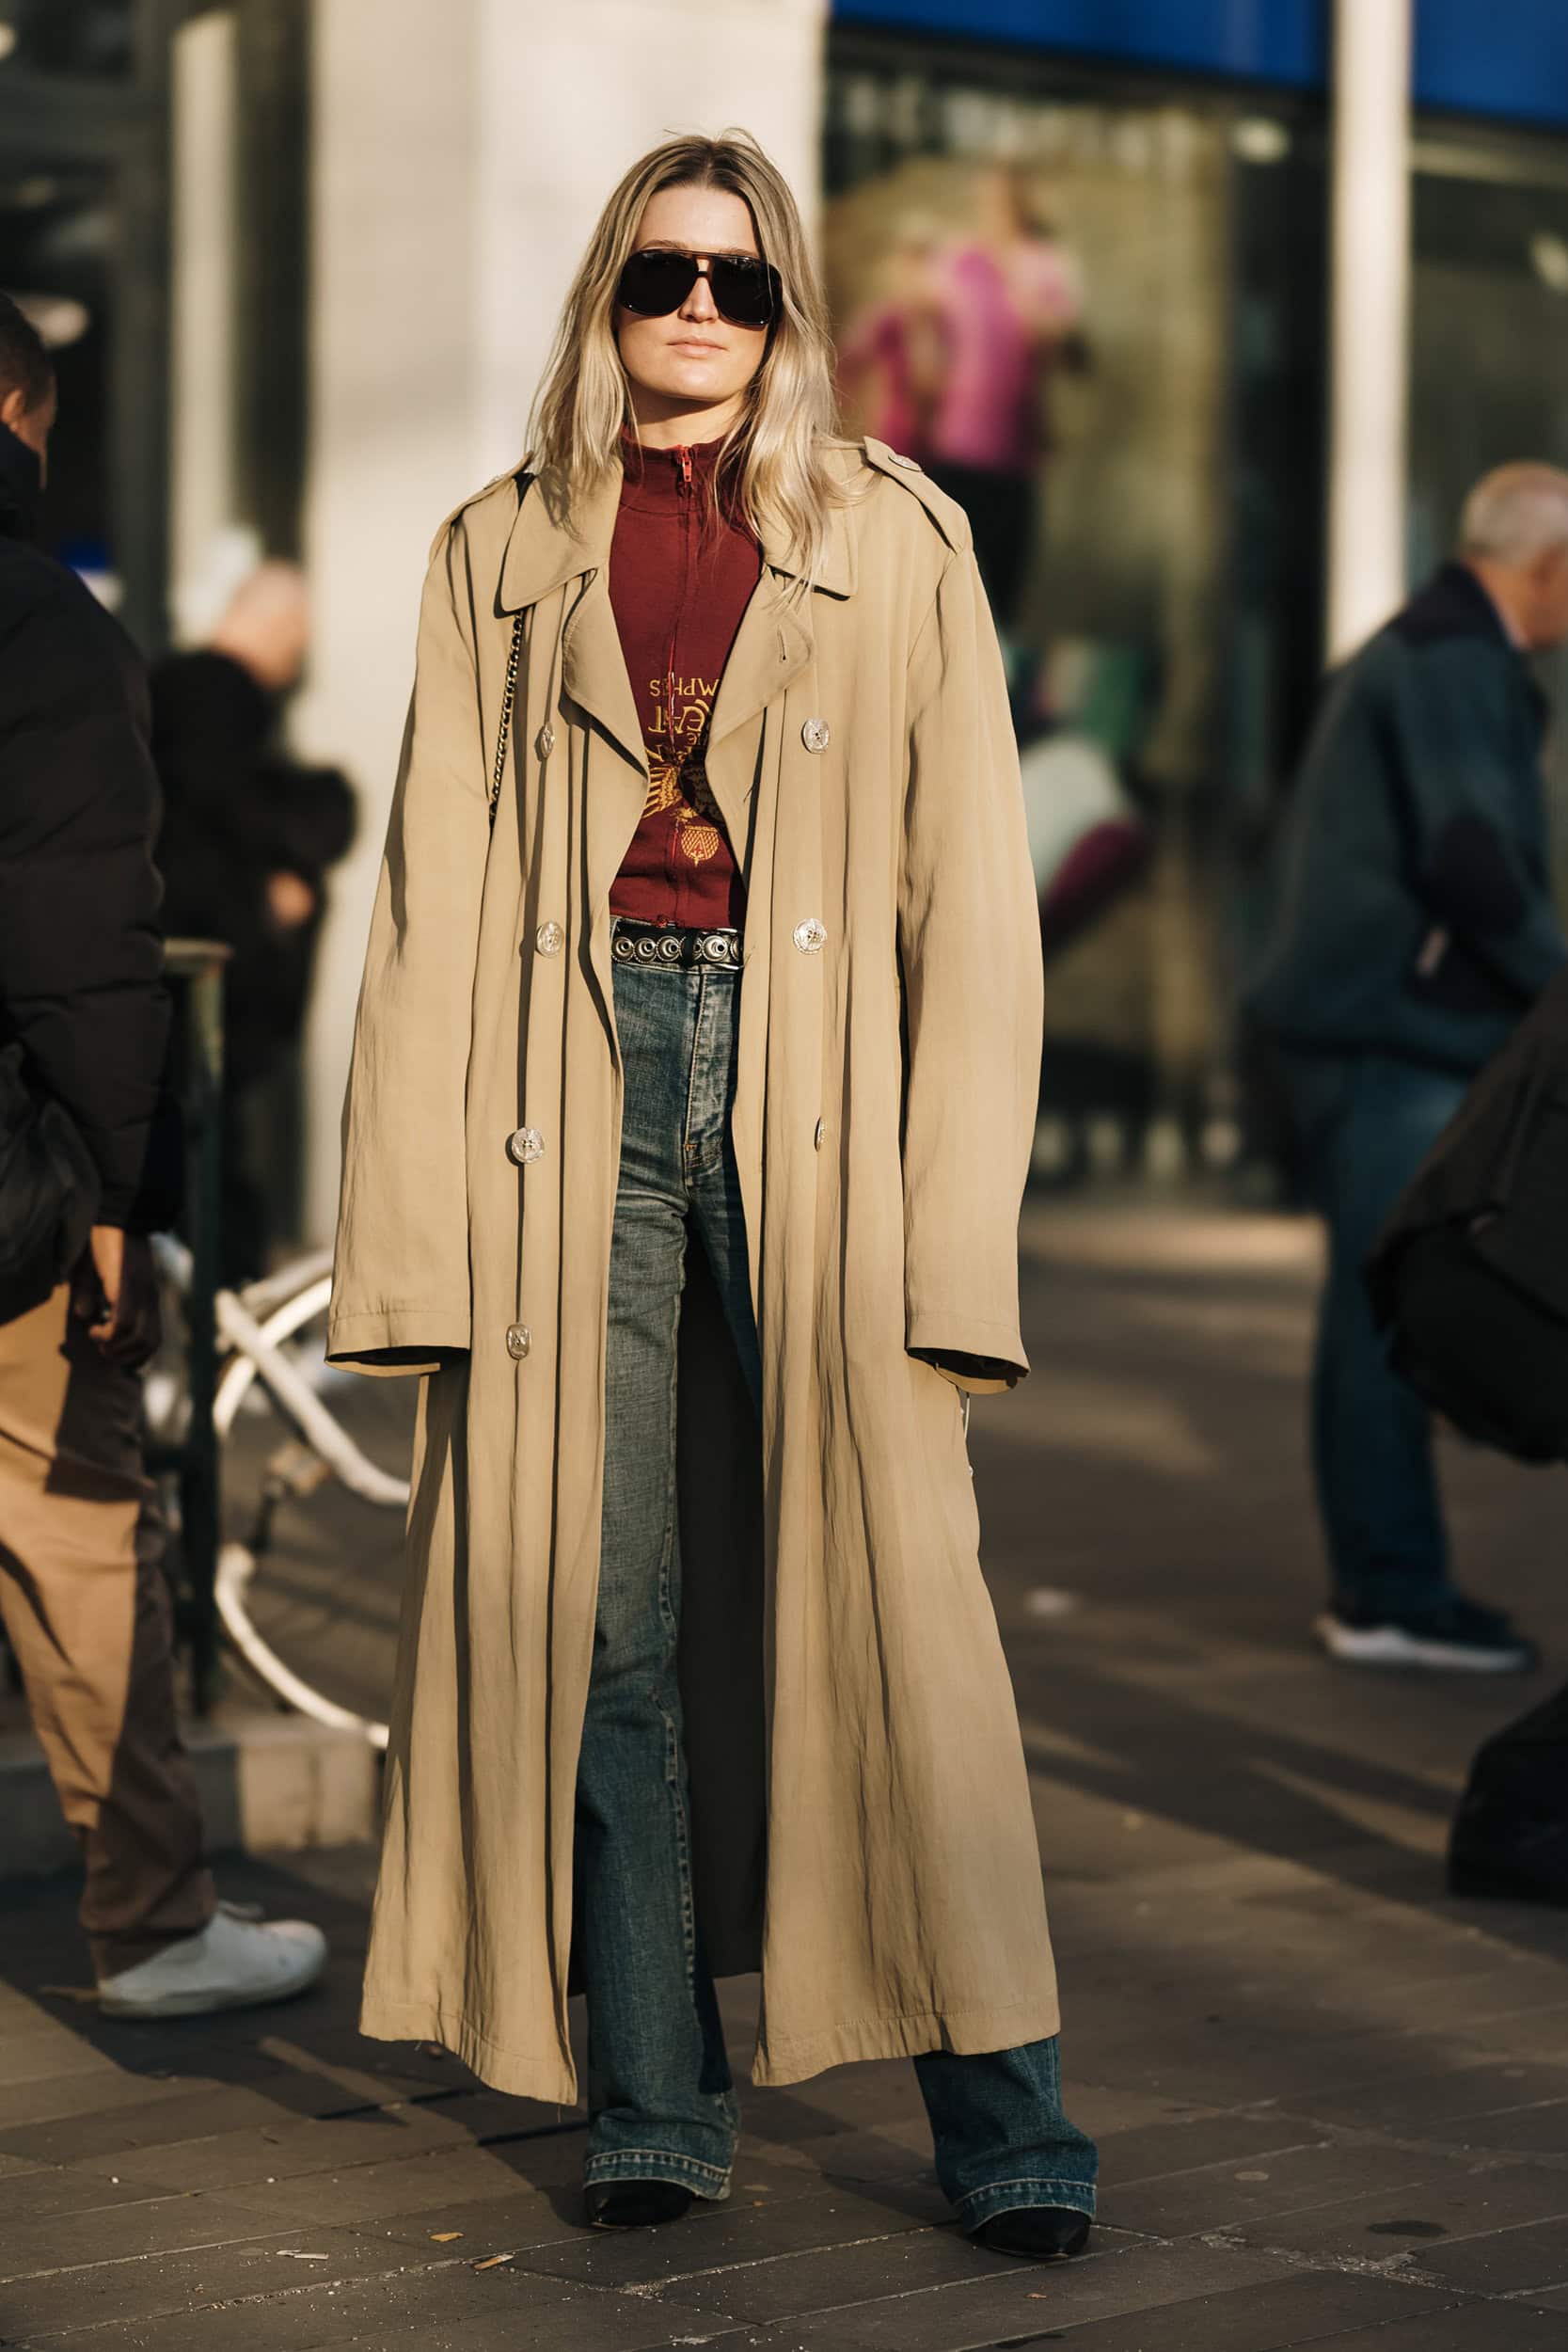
left=327, top=521, right=489, bottom=1373
left=0, top=585, right=177, bottom=1230
left=1390, top=643, right=1567, bottom=1004
left=898, top=544, right=1043, bottom=1387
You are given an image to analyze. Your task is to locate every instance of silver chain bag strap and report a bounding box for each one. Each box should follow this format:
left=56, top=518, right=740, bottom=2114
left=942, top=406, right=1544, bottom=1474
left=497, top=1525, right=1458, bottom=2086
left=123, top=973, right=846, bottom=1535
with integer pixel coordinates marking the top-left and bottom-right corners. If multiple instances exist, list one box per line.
left=487, top=469, right=533, bottom=831
left=488, top=612, right=523, bottom=830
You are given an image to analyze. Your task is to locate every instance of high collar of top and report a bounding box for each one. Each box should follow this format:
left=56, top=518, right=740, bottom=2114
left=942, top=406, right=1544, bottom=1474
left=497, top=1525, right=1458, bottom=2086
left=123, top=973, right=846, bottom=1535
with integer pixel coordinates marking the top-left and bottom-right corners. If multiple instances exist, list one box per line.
left=0, top=420, right=41, bottom=541
left=617, top=432, right=729, bottom=516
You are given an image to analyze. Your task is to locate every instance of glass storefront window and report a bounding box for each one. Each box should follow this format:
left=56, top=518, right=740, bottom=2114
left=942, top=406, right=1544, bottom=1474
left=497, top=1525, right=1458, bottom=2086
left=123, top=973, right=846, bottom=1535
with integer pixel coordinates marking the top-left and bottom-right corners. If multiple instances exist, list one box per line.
left=825, top=51, right=1325, bottom=1170
left=0, top=1, right=135, bottom=81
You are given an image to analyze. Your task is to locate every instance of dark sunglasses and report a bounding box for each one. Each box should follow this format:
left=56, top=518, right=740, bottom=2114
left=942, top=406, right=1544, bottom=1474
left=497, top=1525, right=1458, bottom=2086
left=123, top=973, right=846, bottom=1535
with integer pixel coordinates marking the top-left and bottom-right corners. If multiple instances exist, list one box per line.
left=616, top=246, right=782, bottom=332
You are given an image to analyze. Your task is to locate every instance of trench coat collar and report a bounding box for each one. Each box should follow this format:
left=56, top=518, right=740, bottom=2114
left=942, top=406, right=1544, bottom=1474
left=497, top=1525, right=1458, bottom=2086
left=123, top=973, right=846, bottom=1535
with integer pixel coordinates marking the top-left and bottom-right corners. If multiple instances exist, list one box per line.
left=499, top=453, right=858, bottom=615
left=498, top=453, right=852, bottom=786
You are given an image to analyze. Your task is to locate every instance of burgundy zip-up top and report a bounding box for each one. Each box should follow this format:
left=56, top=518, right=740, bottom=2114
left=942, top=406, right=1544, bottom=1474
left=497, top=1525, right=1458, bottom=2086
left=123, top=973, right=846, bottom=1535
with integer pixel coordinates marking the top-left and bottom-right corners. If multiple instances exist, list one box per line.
left=608, top=435, right=761, bottom=930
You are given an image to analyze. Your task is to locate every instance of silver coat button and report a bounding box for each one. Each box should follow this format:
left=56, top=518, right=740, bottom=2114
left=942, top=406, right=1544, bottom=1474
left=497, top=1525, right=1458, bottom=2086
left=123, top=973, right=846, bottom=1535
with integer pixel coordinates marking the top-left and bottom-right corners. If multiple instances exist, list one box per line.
left=814, top=1118, right=825, bottom=1151
left=506, top=1126, right=544, bottom=1166
left=890, top=450, right=922, bottom=470
left=800, top=717, right=831, bottom=755
left=793, top=917, right=827, bottom=954
left=506, top=1323, right=531, bottom=1360
left=535, top=921, right=563, bottom=956
left=535, top=722, right=556, bottom=759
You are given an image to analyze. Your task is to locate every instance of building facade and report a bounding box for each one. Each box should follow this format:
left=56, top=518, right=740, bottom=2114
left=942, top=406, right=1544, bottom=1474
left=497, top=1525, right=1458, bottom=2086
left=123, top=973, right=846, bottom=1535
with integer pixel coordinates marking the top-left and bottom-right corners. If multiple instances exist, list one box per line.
left=5, top=0, right=1568, bottom=1226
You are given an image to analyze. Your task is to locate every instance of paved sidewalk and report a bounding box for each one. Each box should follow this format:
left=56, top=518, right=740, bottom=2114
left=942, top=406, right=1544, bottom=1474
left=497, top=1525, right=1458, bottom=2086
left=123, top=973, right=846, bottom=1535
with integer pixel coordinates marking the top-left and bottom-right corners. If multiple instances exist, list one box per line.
left=5, top=1192, right=1568, bottom=2349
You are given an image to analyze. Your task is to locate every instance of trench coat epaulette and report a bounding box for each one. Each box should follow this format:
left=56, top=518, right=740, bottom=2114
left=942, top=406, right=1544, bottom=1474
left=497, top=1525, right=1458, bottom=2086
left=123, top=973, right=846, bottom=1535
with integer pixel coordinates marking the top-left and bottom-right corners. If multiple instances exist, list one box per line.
left=426, top=464, right=531, bottom=562
left=856, top=436, right=969, bottom=556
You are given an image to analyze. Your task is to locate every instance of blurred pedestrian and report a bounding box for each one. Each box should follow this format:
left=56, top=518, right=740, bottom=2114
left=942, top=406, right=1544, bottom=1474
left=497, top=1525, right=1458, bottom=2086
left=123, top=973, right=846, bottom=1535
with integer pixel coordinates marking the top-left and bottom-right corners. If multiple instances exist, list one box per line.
left=924, top=167, right=1087, bottom=636
left=0, top=294, right=325, bottom=2012
left=835, top=220, right=942, bottom=458
left=153, top=564, right=356, bottom=1282
left=1247, top=463, right=1568, bottom=1673
left=328, top=133, right=1098, bottom=2260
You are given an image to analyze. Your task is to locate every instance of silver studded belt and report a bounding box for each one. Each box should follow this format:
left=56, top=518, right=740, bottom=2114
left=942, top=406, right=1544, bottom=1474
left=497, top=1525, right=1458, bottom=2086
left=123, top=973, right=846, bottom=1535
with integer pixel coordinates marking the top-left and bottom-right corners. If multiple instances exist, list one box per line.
left=610, top=918, right=741, bottom=971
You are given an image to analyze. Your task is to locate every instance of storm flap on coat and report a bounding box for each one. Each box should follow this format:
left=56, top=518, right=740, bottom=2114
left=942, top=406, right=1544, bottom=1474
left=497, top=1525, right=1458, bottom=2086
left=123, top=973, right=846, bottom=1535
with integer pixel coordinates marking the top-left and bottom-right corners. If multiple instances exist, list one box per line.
left=327, top=437, right=1059, bottom=2105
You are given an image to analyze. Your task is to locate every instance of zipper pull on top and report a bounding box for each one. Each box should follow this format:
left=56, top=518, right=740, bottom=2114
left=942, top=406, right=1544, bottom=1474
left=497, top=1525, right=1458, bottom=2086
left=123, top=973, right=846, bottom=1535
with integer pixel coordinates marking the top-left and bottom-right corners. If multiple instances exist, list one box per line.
left=676, top=446, right=693, bottom=492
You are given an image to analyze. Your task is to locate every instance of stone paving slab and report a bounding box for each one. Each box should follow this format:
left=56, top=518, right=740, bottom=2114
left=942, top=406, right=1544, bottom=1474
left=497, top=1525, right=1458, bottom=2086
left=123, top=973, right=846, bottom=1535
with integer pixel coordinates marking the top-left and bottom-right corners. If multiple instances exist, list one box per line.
left=632, top=2217, right=1037, bottom=2325
left=1225, top=2153, right=1568, bottom=2264
left=5, top=1196, right=1568, bottom=2349
left=1291, top=2303, right=1564, bottom=2350
left=734, top=2236, right=1298, bottom=2349
left=970, top=2274, right=1477, bottom=2352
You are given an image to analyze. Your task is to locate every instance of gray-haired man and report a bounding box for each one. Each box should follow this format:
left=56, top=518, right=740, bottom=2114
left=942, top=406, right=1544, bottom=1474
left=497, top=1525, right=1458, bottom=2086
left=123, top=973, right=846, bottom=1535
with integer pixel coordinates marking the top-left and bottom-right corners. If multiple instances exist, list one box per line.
left=1249, top=465, right=1568, bottom=1673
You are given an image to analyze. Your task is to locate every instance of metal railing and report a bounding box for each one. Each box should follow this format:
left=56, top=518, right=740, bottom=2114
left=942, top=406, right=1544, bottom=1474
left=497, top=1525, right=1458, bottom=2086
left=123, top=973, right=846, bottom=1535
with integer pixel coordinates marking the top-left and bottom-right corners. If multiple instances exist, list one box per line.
left=150, top=938, right=230, bottom=1712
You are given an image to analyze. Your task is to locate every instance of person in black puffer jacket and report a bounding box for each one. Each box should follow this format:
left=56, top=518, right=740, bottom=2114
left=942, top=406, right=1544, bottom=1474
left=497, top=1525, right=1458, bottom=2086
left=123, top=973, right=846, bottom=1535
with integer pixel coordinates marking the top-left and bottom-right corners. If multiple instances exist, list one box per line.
left=0, top=293, right=325, bottom=2015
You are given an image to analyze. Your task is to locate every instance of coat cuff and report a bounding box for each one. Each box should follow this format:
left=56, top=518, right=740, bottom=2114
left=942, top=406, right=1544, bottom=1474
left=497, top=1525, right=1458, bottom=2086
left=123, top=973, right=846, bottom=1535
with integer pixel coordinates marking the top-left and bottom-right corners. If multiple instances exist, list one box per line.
left=326, top=1304, right=470, bottom=1376
left=912, top=1351, right=1018, bottom=1395
left=905, top=1305, right=1028, bottom=1385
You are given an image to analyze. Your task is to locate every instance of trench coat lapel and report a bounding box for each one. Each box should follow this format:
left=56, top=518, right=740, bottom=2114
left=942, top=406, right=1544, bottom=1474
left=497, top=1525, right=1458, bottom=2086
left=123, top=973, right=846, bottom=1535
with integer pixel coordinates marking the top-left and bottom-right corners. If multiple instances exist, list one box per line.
left=500, top=464, right=647, bottom=783
left=561, top=574, right=648, bottom=783
left=704, top=572, right=813, bottom=853
left=704, top=502, right=856, bottom=849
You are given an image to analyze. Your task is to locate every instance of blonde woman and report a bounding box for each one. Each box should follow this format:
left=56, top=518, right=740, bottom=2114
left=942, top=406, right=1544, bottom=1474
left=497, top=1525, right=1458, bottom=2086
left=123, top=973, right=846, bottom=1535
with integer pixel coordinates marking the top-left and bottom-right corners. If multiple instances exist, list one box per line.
left=330, top=131, right=1096, bottom=2258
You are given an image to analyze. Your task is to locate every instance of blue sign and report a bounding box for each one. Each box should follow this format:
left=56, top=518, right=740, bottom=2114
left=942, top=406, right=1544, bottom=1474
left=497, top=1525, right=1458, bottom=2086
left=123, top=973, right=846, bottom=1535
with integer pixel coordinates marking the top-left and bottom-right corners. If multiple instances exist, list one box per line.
left=832, top=0, right=1568, bottom=129
left=831, top=1, right=1323, bottom=85
left=1416, top=0, right=1568, bottom=129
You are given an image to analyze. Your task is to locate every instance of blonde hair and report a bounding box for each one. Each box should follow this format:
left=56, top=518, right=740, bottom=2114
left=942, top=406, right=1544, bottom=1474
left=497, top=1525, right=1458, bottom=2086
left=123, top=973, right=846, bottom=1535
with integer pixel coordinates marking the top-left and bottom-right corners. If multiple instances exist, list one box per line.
left=529, top=130, right=841, bottom=571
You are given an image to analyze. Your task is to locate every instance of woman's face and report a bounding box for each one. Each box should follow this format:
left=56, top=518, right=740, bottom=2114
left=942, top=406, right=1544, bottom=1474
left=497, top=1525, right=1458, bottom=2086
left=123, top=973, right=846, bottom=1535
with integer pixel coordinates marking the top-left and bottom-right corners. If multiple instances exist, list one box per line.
left=616, top=183, right=769, bottom=427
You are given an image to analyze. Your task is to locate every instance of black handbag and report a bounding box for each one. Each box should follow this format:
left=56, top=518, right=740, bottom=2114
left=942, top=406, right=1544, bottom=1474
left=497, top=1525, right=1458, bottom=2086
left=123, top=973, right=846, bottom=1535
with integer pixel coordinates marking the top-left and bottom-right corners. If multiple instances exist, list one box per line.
left=1367, top=964, right=1568, bottom=1464
left=0, top=1041, right=102, bottom=1284
left=1449, top=1681, right=1568, bottom=1904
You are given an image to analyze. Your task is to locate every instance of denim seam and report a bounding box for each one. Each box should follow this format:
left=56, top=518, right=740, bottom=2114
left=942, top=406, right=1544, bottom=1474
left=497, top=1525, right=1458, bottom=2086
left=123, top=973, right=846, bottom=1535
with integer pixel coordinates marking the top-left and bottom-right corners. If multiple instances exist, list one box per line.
left=681, top=970, right=705, bottom=1180
left=955, top=2175, right=1097, bottom=2197
left=654, top=1242, right=698, bottom=1985
left=955, top=2180, right=1098, bottom=2223
left=584, top=2148, right=732, bottom=2192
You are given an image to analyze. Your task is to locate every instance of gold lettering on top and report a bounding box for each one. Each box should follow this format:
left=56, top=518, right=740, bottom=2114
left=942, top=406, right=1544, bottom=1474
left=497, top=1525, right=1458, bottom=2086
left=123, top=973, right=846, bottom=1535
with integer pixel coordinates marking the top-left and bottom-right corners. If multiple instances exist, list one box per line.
left=641, top=673, right=727, bottom=866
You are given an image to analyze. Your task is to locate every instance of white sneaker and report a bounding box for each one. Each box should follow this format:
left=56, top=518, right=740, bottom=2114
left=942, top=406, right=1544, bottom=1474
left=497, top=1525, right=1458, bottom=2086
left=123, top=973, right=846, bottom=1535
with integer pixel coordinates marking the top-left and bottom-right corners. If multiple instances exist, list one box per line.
left=98, top=1901, right=327, bottom=2018
left=1314, top=1598, right=1538, bottom=1675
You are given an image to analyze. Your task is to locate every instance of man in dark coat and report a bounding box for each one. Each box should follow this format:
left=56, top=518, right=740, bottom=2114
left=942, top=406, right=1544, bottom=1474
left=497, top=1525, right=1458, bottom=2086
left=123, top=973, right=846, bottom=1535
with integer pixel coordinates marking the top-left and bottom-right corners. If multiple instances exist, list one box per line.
left=1247, top=464, right=1568, bottom=1675
left=0, top=293, right=325, bottom=2011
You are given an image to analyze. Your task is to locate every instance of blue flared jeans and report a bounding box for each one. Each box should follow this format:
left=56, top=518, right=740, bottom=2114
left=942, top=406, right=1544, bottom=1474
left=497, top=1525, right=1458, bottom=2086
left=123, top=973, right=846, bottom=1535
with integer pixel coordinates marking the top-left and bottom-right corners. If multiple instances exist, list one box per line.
left=573, top=953, right=1098, bottom=2230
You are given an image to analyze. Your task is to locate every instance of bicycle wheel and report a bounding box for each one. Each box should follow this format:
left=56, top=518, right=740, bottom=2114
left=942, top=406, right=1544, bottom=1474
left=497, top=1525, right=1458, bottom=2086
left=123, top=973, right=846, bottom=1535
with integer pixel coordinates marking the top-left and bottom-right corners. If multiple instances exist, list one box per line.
left=214, top=1260, right=412, bottom=1748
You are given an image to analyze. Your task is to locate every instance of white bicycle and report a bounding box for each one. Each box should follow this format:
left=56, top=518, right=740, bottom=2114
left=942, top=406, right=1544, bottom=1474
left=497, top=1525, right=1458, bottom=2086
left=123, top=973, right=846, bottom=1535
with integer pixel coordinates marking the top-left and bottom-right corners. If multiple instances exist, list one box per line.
left=150, top=1238, right=410, bottom=1749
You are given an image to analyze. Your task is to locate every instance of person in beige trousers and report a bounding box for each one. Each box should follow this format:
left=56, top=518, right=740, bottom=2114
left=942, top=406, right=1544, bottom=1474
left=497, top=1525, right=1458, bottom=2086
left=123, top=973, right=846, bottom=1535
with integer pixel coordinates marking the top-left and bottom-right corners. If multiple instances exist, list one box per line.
left=0, top=294, right=324, bottom=2015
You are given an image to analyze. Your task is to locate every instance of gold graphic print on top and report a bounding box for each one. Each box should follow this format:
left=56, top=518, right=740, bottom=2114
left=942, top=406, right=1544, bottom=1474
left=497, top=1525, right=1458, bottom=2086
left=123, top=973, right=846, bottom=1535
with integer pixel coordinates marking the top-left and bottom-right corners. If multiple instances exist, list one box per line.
left=645, top=673, right=725, bottom=866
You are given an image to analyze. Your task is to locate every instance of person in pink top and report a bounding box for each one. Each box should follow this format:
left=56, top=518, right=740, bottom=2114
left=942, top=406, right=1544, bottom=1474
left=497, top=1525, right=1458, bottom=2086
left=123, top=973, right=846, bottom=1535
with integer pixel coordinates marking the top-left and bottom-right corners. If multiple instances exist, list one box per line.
left=926, top=167, right=1086, bottom=631
left=835, top=223, right=943, bottom=460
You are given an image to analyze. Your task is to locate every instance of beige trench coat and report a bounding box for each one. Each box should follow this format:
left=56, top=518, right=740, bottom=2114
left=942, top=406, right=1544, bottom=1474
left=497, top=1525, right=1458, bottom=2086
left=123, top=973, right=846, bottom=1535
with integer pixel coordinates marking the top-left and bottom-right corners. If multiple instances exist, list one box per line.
left=328, top=437, right=1058, bottom=2105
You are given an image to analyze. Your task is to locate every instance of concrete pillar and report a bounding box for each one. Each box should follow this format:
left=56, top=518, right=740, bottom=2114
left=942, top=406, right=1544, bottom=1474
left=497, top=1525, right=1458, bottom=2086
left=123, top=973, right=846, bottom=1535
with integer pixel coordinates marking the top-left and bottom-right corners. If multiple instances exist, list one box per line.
left=169, top=8, right=246, bottom=644
left=1325, top=0, right=1413, bottom=664
left=295, top=0, right=827, bottom=1240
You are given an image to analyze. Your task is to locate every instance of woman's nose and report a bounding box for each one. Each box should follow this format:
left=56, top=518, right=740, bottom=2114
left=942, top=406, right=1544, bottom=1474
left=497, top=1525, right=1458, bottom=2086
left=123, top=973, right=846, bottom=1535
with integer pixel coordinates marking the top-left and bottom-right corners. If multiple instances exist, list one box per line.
left=681, top=270, right=720, bottom=323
